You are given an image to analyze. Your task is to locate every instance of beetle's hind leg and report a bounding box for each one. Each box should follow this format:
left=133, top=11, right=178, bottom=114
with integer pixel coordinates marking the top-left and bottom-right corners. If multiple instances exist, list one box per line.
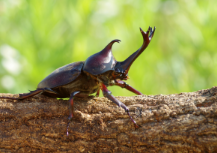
left=18, top=88, right=58, bottom=99
left=111, top=80, right=143, bottom=95
left=0, top=88, right=57, bottom=100
left=100, top=83, right=139, bottom=128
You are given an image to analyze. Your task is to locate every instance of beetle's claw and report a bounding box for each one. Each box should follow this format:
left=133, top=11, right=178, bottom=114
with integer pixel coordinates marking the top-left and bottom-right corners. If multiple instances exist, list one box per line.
left=66, top=116, right=73, bottom=136
left=134, top=124, right=140, bottom=129
left=66, top=121, right=70, bottom=136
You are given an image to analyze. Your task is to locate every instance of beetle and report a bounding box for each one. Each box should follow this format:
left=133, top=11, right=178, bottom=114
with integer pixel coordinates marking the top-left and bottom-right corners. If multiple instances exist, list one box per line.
left=0, top=26, right=155, bottom=135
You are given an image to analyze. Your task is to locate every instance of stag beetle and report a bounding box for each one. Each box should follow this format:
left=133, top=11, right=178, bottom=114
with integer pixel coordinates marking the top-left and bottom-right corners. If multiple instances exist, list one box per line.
left=0, top=26, right=155, bottom=135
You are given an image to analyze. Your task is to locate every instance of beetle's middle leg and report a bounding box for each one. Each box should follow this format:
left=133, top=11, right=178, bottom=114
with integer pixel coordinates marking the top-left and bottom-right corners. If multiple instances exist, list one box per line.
left=111, top=80, right=143, bottom=95
left=67, top=91, right=80, bottom=136
left=100, top=83, right=139, bottom=128
left=96, top=89, right=100, bottom=97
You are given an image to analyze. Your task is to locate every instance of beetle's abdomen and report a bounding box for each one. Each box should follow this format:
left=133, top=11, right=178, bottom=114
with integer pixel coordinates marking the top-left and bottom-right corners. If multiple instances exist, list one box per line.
left=37, top=62, right=84, bottom=89
left=51, top=72, right=100, bottom=98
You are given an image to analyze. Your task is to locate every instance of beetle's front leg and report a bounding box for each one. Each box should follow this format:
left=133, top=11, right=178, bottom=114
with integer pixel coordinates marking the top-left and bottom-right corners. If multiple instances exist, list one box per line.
left=67, top=91, right=80, bottom=136
left=111, top=80, right=143, bottom=95
left=100, top=83, right=139, bottom=128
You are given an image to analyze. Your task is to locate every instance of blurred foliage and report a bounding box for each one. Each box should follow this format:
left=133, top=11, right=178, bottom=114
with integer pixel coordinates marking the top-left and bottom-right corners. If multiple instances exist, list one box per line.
left=0, top=0, right=216, bottom=97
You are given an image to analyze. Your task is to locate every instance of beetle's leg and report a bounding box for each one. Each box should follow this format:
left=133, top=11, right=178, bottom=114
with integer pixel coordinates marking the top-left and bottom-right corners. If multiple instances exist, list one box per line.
left=96, top=89, right=100, bottom=97
left=0, top=88, right=56, bottom=100
left=67, top=91, right=80, bottom=136
left=111, top=80, right=143, bottom=95
left=0, top=89, right=41, bottom=100
left=100, top=83, right=139, bottom=128
left=18, top=89, right=44, bottom=99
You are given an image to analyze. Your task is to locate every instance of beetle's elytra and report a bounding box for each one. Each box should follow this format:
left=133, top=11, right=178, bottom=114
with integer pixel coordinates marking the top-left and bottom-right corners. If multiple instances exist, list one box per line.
left=0, top=26, right=156, bottom=135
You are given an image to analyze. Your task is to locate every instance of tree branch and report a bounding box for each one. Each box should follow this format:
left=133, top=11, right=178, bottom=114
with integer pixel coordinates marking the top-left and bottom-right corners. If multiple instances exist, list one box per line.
left=0, top=87, right=217, bottom=152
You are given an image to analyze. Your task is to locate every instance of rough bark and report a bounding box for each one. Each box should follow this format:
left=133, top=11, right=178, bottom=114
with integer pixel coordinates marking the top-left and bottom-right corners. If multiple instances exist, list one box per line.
left=0, top=87, right=217, bottom=153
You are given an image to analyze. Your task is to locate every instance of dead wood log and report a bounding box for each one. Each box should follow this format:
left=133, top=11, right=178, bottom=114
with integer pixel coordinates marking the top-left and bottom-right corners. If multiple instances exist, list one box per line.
left=0, top=87, right=217, bottom=153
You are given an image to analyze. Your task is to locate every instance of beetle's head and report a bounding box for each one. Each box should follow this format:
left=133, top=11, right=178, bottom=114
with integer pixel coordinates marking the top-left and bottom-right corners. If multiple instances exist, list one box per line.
left=83, top=39, right=120, bottom=76
left=113, top=27, right=156, bottom=80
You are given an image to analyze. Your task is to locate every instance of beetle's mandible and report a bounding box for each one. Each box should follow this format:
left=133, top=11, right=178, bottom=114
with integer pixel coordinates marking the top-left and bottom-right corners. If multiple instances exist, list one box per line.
left=0, top=26, right=156, bottom=135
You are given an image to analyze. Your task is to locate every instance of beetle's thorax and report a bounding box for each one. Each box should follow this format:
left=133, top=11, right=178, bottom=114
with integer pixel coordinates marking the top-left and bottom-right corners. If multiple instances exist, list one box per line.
left=83, top=39, right=120, bottom=76
left=84, top=70, right=112, bottom=86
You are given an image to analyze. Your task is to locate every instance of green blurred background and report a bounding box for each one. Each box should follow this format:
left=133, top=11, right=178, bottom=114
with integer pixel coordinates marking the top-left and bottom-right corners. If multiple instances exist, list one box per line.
left=0, top=0, right=216, bottom=96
